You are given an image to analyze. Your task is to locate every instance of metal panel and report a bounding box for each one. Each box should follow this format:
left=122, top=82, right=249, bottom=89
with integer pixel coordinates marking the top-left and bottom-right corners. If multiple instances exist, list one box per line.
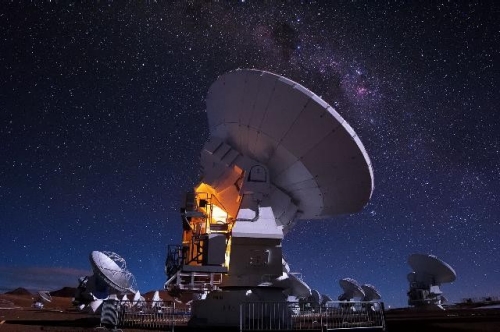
left=239, top=70, right=263, bottom=125
left=259, top=78, right=309, bottom=143
left=266, top=143, right=300, bottom=178
left=247, top=73, right=278, bottom=156
left=281, top=178, right=320, bottom=192
left=274, top=161, right=315, bottom=194
left=251, top=131, right=279, bottom=164
left=222, top=72, right=248, bottom=125
left=299, top=126, right=370, bottom=215
left=290, top=187, right=324, bottom=216
left=280, top=98, right=341, bottom=160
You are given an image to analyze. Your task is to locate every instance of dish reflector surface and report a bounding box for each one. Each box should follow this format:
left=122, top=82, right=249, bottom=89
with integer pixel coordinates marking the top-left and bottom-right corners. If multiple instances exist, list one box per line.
left=361, top=284, right=381, bottom=301
left=206, top=69, right=373, bottom=219
left=339, top=278, right=365, bottom=298
left=89, top=251, right=134, bottom=293
left=311, top=289, right=322, bottom=305
left=408, top=254, right=456, bottom=284
left=38, top=291, right=52, bottom=302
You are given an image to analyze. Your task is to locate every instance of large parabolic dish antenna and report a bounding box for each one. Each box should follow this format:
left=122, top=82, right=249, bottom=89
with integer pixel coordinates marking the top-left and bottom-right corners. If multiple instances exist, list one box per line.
left=205, top=69, right=373, bottom=219
left=165, top=69, right=375, bottom=327
left=408, top=254, right=456, bottom=284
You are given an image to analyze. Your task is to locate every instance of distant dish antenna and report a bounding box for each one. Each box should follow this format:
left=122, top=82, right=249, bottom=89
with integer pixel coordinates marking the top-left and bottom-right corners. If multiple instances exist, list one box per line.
left=338, top=278, right=365, bottom=301
left=311, top=289, right=323, bottom=307
left=38, top=291, right=52, bottom=303
left=90, top=251, right=137, bottom=293
left=407, top=253, right=456, bottom=310
left=408, top=253, right=456, bottom=284
left=73, top=251, right=137, bottom=312
left=361, top=284, right=381, bottom=301
left=32, top=290, right=52, bottom=309
left=270, top=261, right=311, bottom=299
left=321, top=294, right=332, bottom=304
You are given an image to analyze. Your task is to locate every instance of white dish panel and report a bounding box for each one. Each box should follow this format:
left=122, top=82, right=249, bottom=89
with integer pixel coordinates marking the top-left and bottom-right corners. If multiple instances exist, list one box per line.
left=90, top=251, right=132, bottom=292
left=362, top=284, right=381, bottom=301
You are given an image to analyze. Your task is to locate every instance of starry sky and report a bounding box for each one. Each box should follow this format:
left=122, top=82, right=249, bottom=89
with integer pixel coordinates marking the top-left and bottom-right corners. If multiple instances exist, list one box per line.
left=0, top=1, right=498, bottom=308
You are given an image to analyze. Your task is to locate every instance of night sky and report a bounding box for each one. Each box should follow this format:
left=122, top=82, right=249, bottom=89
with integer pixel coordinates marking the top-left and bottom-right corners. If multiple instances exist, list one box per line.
left=1, top=1, right=498, bottom=308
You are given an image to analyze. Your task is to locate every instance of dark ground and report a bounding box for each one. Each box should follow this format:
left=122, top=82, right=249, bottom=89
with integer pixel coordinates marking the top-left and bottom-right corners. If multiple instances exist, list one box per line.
left=1, top=294, right=500, bottom=331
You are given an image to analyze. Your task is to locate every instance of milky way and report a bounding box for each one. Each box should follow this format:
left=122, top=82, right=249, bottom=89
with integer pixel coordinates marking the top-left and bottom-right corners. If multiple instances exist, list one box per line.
left=0, top=1, right=498, bottom=307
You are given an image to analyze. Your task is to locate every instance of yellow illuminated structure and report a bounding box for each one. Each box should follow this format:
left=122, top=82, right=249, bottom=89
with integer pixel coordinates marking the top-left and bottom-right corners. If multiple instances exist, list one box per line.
left=180, top=182, right=236, bottom=270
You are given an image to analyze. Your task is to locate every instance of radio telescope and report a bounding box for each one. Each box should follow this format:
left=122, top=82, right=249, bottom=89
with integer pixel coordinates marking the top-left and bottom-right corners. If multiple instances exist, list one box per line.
left=32, top=290, right=52, bottom=309
left=73, top=251, right=137, bottom=312
left=268, top=259, right=311, bottom=299
left=361, top=284, right=381, bottom=301
left=407, top=253, right=456, bottom=310
left=311, top=289, right=323, bottom=308
left=338, top=278, right=365, bottom=301
left=164, top=69, right=374, bottom=326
